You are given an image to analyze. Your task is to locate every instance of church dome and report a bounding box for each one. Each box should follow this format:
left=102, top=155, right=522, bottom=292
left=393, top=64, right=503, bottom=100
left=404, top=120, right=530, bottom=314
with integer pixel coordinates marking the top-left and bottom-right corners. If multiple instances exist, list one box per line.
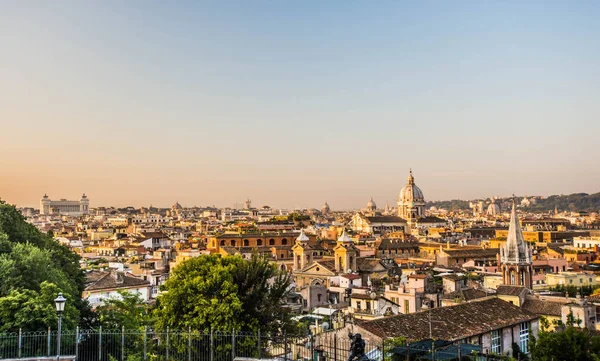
left=322, top=201, right=330, bottom=213
left=487, top=199, right=500, bottom=215
left=366, top=197, right=377, bottom=211
left=399, top=170, right=425, bottom=203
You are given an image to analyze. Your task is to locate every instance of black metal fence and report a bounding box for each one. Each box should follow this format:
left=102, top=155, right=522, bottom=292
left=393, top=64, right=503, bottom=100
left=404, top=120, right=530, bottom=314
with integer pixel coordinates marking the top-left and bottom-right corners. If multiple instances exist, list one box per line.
left=0, top=330, right=509, bottom=361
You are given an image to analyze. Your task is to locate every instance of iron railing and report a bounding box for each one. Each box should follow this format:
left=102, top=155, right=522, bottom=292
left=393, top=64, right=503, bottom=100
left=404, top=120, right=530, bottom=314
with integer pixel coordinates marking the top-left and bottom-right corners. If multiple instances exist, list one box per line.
left=0, top=329, right=510, bottom=361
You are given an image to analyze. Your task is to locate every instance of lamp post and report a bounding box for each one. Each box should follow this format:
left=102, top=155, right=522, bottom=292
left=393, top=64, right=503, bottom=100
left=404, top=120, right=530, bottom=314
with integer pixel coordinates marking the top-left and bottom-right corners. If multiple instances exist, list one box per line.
left=54, top=293, right=66, bottom=361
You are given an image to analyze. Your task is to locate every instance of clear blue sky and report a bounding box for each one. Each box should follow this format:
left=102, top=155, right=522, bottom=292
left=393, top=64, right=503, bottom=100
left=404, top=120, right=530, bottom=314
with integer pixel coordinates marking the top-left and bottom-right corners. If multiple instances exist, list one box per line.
left=1, top=1, right=598, bottom=209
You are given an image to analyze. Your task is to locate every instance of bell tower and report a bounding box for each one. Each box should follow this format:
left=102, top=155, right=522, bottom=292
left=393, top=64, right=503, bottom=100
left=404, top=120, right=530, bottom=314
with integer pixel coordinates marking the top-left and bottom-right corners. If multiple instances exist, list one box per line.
left=334, top=229, right=358, bottom=272
left=500, top=202, right=533, bottom=289
left=292, top=229, right=312, bottom=270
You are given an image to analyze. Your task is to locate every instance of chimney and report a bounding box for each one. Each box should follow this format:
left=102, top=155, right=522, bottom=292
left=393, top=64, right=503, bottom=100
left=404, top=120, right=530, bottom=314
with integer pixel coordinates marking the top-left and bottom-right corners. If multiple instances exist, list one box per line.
left=111, top=270, right=124, bottom=285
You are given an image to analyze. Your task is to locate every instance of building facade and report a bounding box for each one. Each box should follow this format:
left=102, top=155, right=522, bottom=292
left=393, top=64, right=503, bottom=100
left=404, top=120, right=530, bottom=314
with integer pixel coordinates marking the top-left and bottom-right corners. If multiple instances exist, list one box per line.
left=40, top=194, right=90, bottom=215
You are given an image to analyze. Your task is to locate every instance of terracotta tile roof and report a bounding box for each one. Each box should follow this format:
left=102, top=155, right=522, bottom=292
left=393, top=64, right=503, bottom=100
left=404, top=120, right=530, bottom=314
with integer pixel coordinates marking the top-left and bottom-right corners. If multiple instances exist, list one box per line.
left=496, top=285, right=528, bottom=296
left=521, top=299, right=562, bottom=317
left=357, top=297, right=538, bottom=342
left=364, top=216, right=407, bottom=223
left=85, top=271, right=150, bottom=291
left=416, top=216, right=446, bottom=223
left=441, top=288, right=488, bottom=302
left=378, top=239, right=420, bottom=250
left=442, top=274, right=462, bottom=281
left=142, top=232, right=166, bottom=238
left=442, top=249, right=499, bottom=258
left=356, top=258, right=386, bottom=272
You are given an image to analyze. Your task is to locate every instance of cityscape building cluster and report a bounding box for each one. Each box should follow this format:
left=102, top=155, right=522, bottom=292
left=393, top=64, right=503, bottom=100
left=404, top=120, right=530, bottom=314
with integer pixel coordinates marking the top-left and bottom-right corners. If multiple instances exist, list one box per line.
left=17, top=170, right=600, bottom=356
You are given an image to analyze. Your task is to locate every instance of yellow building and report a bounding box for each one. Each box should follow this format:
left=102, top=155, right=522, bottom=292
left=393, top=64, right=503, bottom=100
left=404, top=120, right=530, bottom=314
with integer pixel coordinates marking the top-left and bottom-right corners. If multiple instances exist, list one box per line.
left=545, top=272, right=599, bottom=287
left=495, top=230, right=541, bottom=243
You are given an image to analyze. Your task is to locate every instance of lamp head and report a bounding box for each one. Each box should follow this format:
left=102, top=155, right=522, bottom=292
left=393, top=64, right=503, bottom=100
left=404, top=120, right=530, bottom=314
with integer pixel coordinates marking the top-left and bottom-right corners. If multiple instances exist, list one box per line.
left=54, top=293, right=66, bottom=313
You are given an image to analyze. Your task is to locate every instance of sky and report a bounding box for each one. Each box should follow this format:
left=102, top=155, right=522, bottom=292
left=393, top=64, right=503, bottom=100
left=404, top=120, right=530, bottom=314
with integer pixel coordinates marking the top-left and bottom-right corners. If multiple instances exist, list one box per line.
left=1, top=1, right=599, bottom=210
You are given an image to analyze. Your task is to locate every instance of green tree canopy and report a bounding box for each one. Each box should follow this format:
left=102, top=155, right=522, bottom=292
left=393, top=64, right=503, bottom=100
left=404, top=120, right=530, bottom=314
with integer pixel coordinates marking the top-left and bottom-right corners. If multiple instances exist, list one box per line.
left=0, top=202, right=87, bottom=331
left=154, top=253, right=293, bottom=333
left=530, top=326, right=600, bottom=361
left=96, top=291, right=150, bottom=330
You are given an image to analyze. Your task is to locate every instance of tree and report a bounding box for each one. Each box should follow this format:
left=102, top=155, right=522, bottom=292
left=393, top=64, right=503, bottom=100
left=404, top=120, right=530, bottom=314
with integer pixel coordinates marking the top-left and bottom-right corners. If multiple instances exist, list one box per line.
left=0, top=202, right=88, bottom=331
left=96, top=291, right=150, bottom=330
left=530, top=326, right=600, bottom=361
left=154, top=253, right=293, bottom=333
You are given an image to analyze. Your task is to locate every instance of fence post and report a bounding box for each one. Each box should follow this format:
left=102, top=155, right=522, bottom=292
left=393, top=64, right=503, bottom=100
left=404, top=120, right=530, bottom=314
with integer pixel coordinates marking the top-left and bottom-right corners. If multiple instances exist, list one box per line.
left=381, top=338, right=385, bottom=361
left=283, top=330, right=287, bottom=361
left=98, top=326, right=102, bottom=361
left=210, top=328, right=214, bottom=361
left=121, top=326, right=125, bottom=361
left=333, top=334, right=337, bottom=361
left=457, top=344, right=461, bottom=360
left=76, top=326, right=80, bottom=361
left=143, top=327, right=147, bottom=361
left=231, top=329, right=236, bottom=361
left=188, top=326, right=192, bottom=361
left=166, top=327, right=170, bottom=361
left=310, top=334, right=314, bottom=361
left=405, top=340, right=409, bottom=361
left=48, top=327, right=51, bottom=357
left=18, top=328, right=22, bottom=359
left=258, top=328, right=262, bottom=359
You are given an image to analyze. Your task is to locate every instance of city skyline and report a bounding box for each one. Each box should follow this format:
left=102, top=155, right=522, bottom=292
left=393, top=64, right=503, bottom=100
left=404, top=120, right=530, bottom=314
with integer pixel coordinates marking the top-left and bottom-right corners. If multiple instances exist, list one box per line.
left=7, top=179, right=598, bottom=210
left=1, top=1, right=599, bottom=209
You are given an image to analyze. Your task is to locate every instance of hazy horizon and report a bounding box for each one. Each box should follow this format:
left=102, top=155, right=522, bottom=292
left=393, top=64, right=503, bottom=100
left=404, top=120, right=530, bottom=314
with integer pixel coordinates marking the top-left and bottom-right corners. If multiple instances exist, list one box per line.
left=2, top=1, right=599, bottom=209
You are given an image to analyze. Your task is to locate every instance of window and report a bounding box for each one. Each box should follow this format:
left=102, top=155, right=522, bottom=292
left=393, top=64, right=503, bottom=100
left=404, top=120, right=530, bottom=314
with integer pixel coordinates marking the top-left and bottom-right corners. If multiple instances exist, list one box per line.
left=519, top=322, right=529, bottom=354
left=317, top=294, right=322, bottom=302
left=404, top=300, right=409, bottom=314
left=243, top=239, right=249, bottom=246
left=366, top=301, right=371, bottom=310
left=220, top=240, right=225, bottom=246
left=356, top=301, right=361, bottom=310
left=269, top=239, right=275, bottom=246
left=491, top=329, right=501, bottom=354
left=257, top=239, right=262, bottom=246
left=281, top=238, right=288, bottom=245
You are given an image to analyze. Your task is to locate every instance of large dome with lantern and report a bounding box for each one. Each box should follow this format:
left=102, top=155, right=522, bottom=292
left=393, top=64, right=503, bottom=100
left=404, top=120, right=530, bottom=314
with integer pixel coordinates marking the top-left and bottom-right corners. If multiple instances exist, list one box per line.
left=399, top=170, right=425, bottom=203
left=397, top=169, right=426, bottom=224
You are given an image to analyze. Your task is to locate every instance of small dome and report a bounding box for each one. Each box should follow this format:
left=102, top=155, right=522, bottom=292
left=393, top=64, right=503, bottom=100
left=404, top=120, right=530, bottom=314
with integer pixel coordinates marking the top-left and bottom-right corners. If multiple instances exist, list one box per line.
left=322, top=201, right=330, bottom=213
left=399, top=170, right=425, bottom=202
left=296, top=229, right=310, bottom=242
left=338, top=229, right=353, bottom=243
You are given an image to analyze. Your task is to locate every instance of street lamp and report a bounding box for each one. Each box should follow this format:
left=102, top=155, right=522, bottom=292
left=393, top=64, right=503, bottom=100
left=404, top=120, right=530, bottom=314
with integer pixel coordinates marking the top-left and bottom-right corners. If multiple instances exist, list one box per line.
left=54, top=293, right=66, bottom=361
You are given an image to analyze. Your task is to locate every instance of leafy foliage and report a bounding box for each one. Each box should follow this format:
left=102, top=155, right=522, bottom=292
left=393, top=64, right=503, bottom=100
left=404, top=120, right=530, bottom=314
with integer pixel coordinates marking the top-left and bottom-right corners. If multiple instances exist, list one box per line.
left=530, top=326, right=600, bottom=361
left=0, top=202, right=87, bottom=331
left=425, top=199, right=470, bottom=211
left=427, top=192, right=600, bottom=213
left=549, top=284, right=600, bottom=298
left=154, top=253, right=293, bottom=333
left=96, top=291, right=150, bottom=330
left=526, top=193, right=600, bottom=213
